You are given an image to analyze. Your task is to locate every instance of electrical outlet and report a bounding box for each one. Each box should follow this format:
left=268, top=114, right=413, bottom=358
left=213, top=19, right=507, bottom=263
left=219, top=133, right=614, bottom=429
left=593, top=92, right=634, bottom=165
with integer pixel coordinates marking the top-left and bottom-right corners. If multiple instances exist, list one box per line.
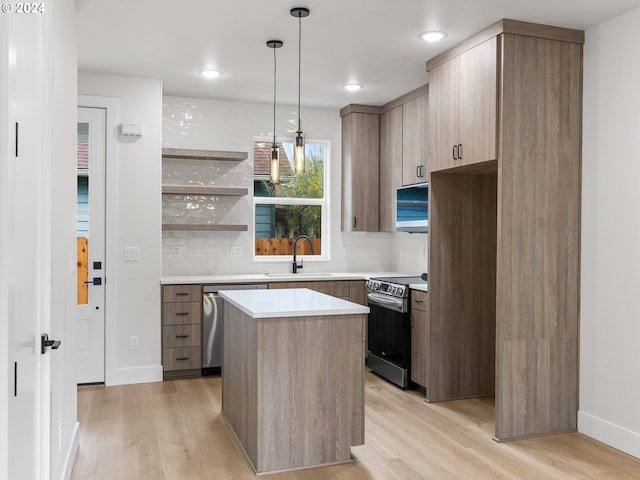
left=344, top=246, right=351, bottom=257
left=173, top=246, right=181, bottom=257
left=130, top=336, right=139, bottom=350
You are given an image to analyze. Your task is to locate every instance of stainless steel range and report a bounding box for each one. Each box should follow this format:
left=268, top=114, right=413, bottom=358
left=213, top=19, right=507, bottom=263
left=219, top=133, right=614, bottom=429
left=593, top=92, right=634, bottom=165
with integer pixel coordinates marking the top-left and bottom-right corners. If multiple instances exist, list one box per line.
left=366, top=275, right=427, bottom=389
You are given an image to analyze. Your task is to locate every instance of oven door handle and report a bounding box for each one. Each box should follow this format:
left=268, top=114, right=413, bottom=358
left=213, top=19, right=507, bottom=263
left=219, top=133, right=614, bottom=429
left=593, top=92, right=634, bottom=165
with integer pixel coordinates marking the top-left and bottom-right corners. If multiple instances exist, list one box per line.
left=367, top=292, right=405, bottom=310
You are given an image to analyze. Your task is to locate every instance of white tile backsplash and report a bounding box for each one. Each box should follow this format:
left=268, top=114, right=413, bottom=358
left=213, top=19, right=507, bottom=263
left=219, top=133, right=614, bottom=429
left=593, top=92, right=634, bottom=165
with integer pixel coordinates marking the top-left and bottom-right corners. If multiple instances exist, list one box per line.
left=162, top=95, right=427, bottom=276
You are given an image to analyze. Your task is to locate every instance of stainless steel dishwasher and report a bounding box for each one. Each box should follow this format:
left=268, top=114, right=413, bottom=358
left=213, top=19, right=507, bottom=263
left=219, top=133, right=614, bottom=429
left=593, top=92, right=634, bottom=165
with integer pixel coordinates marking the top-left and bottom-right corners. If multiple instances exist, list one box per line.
left=202, top=283, right=267, bottom=375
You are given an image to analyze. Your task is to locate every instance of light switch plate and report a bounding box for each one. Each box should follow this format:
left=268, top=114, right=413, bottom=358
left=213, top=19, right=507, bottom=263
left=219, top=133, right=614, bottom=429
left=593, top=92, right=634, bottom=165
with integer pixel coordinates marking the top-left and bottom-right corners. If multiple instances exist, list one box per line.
left=124, top=246, right=139, bottom=261
left=230, top=246, right=242, bottom=257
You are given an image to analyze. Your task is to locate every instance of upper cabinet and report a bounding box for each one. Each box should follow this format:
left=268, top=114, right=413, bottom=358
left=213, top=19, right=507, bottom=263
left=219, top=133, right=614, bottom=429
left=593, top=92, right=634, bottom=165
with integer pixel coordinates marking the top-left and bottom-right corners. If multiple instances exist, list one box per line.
left=379, top=106, right=402, bottom=232
left=377, top=85, right=429, bottom=232
left=429, top=38, right=497, bottom=172
left=341, top=106, right=381, bottom=232
left=401, top=93, right=429, bottom=185
left=340, top=84, right=428, bottom=232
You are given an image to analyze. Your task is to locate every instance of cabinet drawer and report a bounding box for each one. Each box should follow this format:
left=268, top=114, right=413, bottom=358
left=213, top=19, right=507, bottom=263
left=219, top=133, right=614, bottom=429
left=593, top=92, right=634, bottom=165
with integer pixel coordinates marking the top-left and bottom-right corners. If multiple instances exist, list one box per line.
left=162, top=301, right=201, bottom=325
left=411, top=290, right=428, bottom=312
left=162, top=284, right=201, bottom=303
left=163, top=346, right=201, bottom=371
left=163, top=324, right=201, bottom=348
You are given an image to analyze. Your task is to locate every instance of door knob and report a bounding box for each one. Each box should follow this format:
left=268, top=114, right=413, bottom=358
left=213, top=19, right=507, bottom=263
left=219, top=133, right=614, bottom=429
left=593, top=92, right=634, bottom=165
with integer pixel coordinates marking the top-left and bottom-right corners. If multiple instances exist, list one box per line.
left=41, top=334, right=62, bottom=354
left=84, top=277, right=102, bottom=286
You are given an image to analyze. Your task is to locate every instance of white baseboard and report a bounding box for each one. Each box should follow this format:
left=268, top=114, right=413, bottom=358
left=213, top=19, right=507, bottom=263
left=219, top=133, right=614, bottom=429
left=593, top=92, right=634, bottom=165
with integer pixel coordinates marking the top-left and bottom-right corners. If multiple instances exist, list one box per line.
left=108, top=365, right=163, bottom=386
left=578, top=410, right=640, bottom=459
left=61, top=421, right=80, bottom=480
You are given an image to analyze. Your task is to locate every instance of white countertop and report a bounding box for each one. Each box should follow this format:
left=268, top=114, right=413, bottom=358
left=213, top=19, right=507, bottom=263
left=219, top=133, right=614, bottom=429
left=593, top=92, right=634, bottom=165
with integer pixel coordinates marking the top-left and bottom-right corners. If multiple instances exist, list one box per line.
left=160, top=272, right=406, bottom=285
left=219, top=288, right=370, bottom=319
left=410, top=283, right=428, bottom=292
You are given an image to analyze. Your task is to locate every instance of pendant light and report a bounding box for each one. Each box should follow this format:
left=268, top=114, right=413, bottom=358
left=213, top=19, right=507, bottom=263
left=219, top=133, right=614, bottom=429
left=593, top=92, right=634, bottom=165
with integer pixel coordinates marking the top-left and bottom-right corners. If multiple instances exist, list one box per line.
left=267, top=40, right=283, bottom=184
left=290, top=7, right=309, bottom=175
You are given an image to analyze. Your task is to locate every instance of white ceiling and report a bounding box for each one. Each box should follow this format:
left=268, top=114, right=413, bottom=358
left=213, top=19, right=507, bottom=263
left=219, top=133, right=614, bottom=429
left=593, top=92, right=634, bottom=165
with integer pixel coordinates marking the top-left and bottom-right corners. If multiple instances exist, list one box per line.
left=76, top=0, right=640, bottom=109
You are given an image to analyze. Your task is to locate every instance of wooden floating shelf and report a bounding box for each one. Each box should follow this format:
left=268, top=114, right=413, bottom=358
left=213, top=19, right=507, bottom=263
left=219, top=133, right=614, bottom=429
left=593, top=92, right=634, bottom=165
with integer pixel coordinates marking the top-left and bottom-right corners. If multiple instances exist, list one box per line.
left=162, top=147, right=248, bottom=162
left=162, top=185, right=248, bottom=196
left=162, top=224, right=248, bottom=232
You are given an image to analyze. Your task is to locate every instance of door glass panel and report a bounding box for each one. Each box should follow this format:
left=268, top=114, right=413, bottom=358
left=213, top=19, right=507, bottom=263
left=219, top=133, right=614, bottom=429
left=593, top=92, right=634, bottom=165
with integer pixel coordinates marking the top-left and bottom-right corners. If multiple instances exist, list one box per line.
left=77, top=122, right=89, bottom=305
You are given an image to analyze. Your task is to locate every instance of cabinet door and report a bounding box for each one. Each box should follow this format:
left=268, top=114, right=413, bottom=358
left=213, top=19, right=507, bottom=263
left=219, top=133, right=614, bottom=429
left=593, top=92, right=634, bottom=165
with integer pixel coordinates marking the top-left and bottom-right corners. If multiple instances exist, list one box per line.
left=341, top=113, right=380, bottom=232
left=379, top=106, right=403, bottom=231
left=402, top=97, right=424, bottom=185
left=410, top=290, right=428, bottom=387
left=428, top=57, right=460, bottom=172
left=458, top=37, right=498, bottom=167
left=420, top=93, right=429, bottom=180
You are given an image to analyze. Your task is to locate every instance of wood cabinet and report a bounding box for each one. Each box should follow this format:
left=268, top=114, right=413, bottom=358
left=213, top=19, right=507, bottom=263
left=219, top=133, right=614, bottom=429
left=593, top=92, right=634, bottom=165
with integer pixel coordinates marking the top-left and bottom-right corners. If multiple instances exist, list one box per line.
left=410, top=289, right=428, bottom=388
left=268, top=280, right=366, bottom=306
left=379, top=106, right=403, bottom=232
left=426, top=19, right=583, bottom=441
left=378, top=84, right=429, bottom=231
left=402, top=94, right=429, bottom=185
left=161, top=284, right=202, bottom=377
left=340, top=105, right=381, bottom=232
left=429, top=38, right=497, bottom=172
left=162, top=148, right=249, bottom=232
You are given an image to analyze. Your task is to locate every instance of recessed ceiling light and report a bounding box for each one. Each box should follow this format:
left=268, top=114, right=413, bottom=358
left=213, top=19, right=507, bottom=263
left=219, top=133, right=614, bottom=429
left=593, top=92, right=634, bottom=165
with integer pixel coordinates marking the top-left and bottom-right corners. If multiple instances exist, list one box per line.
left=419, top=31, right=446, bottom=42
left=344, top=84, right=363, bottom=92
left=200, top=69, right=221, bottom=79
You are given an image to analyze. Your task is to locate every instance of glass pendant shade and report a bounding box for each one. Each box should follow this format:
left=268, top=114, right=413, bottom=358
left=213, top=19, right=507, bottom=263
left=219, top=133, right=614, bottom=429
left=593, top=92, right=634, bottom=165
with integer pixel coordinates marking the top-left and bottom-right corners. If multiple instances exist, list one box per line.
left=291, top=7, right=309, bottom=177
left=270, top=145, right=280, bottom=184
left=294, top=132, right=305, bottom=174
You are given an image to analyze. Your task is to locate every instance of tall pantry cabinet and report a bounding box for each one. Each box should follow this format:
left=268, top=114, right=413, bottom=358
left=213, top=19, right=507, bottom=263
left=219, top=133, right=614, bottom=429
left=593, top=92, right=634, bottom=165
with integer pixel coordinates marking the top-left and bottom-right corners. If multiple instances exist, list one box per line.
left=426, top=19, right=584, bottom=441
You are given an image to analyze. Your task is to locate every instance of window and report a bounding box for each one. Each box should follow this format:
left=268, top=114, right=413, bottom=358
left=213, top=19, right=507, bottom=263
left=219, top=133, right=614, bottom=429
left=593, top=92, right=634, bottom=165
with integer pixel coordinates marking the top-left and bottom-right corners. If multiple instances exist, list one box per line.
left=253, top=139, right=328, bottom=259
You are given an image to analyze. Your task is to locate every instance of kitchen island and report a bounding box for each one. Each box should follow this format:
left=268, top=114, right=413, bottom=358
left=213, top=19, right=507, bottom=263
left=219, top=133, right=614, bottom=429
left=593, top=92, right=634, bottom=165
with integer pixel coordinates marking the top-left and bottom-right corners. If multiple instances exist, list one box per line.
left=219, top=288, right=369, bottom=474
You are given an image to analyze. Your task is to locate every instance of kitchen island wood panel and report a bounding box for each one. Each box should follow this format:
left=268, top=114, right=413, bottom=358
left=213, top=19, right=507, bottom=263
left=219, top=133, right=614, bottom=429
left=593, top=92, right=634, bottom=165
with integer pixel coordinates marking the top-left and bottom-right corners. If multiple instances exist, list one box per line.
left=221, top=289, right=367, bottom=474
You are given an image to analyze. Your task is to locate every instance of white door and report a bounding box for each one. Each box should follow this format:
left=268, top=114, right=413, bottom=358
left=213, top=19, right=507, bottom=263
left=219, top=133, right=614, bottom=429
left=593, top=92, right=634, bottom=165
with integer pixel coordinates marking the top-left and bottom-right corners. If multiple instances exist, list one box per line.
left=75, top=106, right=106, bottom=384
left=2, top=4, right=52, bottom=478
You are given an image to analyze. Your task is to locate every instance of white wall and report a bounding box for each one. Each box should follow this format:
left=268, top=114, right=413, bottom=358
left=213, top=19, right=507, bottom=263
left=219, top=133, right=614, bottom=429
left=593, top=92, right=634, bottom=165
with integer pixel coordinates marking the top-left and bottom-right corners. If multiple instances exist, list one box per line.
left=78, top=73, right=163, bottom=385
left=162, top=95, right=427, bottom=276
left=580, top=6, right=640, bottom=459
left=50, top=1, right=80, bottom=477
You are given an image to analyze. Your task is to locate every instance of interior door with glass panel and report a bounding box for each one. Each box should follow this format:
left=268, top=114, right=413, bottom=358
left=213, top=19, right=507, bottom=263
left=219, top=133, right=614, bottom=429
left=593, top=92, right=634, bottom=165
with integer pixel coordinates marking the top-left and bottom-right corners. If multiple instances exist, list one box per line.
left=75, top=106, right=106, bottom=384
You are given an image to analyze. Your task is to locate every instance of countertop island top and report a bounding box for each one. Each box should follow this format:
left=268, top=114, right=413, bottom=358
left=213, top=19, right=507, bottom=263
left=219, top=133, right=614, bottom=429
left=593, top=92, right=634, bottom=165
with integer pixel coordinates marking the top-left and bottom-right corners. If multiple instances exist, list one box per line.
left=219, top=287, right=369, bottom=318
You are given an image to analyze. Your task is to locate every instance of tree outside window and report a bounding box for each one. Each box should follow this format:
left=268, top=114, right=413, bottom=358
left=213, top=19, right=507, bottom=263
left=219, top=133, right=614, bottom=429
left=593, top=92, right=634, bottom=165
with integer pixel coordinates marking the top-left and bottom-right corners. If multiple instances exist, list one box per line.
left=254, top=140, right=327, bottom=257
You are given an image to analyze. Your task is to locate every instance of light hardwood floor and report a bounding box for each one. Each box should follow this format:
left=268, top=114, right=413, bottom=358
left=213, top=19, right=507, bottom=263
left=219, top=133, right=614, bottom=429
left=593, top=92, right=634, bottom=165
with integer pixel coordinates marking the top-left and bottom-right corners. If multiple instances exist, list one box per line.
left=71, top=371, right=640, bottom=479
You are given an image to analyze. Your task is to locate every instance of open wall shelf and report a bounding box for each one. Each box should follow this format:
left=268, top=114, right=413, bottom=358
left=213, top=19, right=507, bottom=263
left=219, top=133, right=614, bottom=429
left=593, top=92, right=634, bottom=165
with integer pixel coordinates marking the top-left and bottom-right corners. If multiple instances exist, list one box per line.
left=162, top=148, right=248, bottom=162
left=162, top=147, right=249, bottom=232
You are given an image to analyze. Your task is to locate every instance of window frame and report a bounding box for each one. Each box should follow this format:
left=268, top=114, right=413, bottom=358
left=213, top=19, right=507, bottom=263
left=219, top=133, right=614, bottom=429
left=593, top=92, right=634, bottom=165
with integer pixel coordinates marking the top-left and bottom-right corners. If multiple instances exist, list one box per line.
left=252, top=137, right=331, bottom=263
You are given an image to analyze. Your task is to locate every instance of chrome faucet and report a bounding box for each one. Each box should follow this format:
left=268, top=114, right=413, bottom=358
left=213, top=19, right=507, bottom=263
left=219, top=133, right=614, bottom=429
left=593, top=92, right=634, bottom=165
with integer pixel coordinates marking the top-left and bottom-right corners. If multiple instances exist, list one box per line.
left=292, top=235, right=315, bottom=273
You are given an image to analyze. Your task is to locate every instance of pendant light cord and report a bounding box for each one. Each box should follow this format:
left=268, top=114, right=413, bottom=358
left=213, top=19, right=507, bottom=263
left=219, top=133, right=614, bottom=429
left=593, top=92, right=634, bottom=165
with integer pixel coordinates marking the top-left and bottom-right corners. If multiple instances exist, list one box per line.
left=273, top=44, right=277, bottom=147
left=297, top=14, right=302, bottom=133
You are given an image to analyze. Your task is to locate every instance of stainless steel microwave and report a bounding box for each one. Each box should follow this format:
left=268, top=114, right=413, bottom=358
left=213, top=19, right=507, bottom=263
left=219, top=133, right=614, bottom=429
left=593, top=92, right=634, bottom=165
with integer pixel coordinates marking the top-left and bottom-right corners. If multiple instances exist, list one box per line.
left=396, top=183, right=428, bottom=233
